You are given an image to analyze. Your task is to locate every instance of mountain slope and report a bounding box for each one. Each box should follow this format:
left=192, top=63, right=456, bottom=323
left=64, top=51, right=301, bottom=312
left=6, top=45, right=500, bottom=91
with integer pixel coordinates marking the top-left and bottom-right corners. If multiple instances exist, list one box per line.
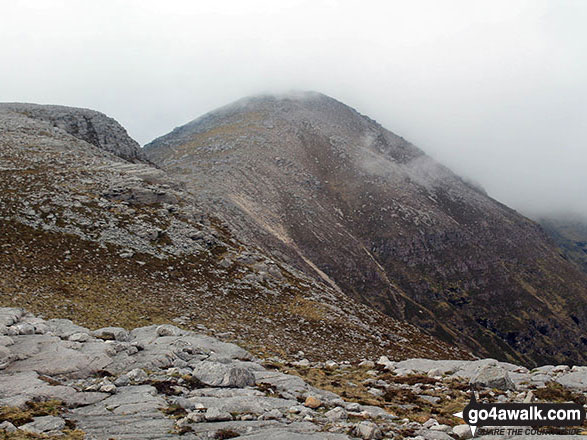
left=0, top=102, right=467, bottom=363
left=539, top=215, right=587, bottom=275
left=145, top=92, right=587, bottom=366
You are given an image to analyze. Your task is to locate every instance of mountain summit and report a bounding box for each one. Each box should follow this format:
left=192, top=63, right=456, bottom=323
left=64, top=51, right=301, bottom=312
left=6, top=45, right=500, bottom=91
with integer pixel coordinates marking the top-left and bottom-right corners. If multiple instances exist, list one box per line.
left=145, top=92, right=587, bottom=366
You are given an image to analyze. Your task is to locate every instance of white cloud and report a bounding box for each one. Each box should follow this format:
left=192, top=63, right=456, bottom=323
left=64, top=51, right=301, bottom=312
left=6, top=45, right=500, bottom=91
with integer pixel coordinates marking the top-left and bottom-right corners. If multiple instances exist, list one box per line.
left=1, top=0, right=585, bottom=218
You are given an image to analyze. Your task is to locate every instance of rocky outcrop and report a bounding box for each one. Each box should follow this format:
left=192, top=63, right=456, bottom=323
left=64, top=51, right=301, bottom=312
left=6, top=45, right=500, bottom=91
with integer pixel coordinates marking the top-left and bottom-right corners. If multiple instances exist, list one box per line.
left=145, top=92, right=587, bottom=366
left=0, top=309, right=585, bottom=439
left=0, top=103, right=145, bottom=162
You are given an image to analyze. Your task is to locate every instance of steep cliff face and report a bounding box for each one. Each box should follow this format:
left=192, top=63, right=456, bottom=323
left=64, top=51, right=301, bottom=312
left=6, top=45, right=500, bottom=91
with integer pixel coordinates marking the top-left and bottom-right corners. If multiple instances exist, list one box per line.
left=0, top=103, right=145, bottom=162
left=0, top=102, right=466, bottom=363
left=145, top=92, right=587, bottom=366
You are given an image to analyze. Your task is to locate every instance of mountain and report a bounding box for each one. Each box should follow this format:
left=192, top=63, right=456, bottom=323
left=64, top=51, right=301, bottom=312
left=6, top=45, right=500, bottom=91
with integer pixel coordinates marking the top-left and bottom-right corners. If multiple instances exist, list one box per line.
left=539, top=214, right=587, bottom=275
left=145, top=92, right=587, bottom=366
left=0, top=102, right=467, bottom=364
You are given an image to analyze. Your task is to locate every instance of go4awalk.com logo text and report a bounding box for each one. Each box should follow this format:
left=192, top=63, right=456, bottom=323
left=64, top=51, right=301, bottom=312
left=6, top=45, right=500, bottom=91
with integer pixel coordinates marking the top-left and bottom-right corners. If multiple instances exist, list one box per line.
left=453, top=390, right=585, bottom=437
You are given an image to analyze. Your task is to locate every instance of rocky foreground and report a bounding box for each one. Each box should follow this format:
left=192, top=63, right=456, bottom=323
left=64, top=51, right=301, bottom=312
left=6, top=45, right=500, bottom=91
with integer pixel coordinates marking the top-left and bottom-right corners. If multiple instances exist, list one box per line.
left=0, top=309, right=585, bottom=439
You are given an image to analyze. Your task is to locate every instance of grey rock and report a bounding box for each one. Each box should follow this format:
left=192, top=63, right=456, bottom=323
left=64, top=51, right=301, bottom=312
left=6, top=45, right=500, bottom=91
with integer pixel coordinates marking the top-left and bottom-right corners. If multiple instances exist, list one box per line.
left=345, top=402, right=361, bottom=412
left=46, top=319, right=90, bottom=339
left=114, top=374, right=130, bottom=387
left=0, top=308, right=24, bottom=327
left=0, top=336, right=14, bottom=346
left=205, top=407, right=233, bottom=422
left=0, top=371, right=108, bottom=408
left=429, top=424, right=451, bottom=432
left=260, top=408, right=283, bottom=420
left=69, top=332, right=90, bottom=342
left=555, top=370, right=587, bottom=391
left=0, top=421, right=17, bottom=432
left=6, top=334, right=112, bottom=377
left=188, top=395, right=297, bottom=416
left=192, top=361, right=256, bottom=388
left=19, top=415, right=65, bottom=434
left=325, top=406, right=347, bottom=421
left=100, top=383, right=117, bottom=393
left=470, top=365, right=515, bottom=390
left=156, top=324, right=183, bottom=337
left=0, top=346, right=13, bottom=369
left=127, top=368, right=148, bottom=382
left=14, top=322, right=35, bottom=335
left=417, top=429, right=454, bottom=440
left=92, top=327, right=130, bottom=341
left=452, top=424, right=472, bottom=439
left=0, top=103, right=145, bottom=162
left=355, top=421, right=383, bottom=439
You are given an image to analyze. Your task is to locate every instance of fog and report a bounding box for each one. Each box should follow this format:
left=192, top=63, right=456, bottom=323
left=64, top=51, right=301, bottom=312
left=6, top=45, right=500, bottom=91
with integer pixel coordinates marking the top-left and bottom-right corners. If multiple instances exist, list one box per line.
left=1, top=0, right=586, bottom=219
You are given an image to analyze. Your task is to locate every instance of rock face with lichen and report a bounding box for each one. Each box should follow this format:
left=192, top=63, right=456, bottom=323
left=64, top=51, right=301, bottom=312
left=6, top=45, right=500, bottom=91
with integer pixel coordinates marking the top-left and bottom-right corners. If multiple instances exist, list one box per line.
left=145, top=92, right=587, bottom=366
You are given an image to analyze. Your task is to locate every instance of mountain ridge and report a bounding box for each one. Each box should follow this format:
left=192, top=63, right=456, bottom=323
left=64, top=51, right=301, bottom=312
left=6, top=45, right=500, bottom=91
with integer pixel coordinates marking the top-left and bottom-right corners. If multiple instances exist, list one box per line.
left=145, top=92, right=587, bottom=366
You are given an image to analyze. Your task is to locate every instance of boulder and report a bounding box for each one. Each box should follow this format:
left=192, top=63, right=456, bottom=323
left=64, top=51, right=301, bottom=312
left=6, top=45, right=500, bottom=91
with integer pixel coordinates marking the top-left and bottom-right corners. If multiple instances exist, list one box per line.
left=355, top=421, right=383, bottom=439
left=470, top=365, right=515, bottom=390
left=92, top=327, right=130, bottom=341
left=452, top=424, right=472, bottom=439
left=191, top=362, right=255, bottom=388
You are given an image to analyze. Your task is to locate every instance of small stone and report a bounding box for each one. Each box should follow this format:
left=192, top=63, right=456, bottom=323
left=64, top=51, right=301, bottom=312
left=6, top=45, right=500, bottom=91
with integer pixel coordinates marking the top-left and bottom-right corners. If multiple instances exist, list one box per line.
left=470, top=365, right=515, bottom=390
left=452, top=424, right=472, bottom=439
left=304, top=396, right=322, bottom=409
left=376, top=356, right=394, bottom=370
left=423, top=419, right=438, bottom=429
left=359, top=360, right=375, bottom=368
left=114, top=374, right=130, bottom=387
left=367, top=387, right=384, bottom=397
left=355, top=420, right=383, bottom=439
left=204, top=407, right=232, bottom=422
left=92, top=327, right=129, bottom=341
left=127, top=368, right=148, bottom=382
left=0, top=421, right=17, bottom=432
left=69, top=332, right=90, bottom=342
left=430, top=424, right=451, bottom=432
left=346, top=402, right=361, bottom=412
left=156, top=324, right=183, bottom=337
left=14, top=323, right=35, bottom=335
left=325, top=360, right=338, bottom=369
left=186, top=411, right=206, bottom=423
left=100, top=383, right=117, bottom=393
left=260, top=408, right=282, bottom=420
left=325, top=406, right=347, bottom=421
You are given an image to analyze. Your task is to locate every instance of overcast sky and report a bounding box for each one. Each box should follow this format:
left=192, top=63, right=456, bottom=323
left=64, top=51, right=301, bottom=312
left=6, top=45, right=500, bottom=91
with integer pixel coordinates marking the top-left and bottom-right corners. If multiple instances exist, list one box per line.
left=1, top=0, right=586, bottom=219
